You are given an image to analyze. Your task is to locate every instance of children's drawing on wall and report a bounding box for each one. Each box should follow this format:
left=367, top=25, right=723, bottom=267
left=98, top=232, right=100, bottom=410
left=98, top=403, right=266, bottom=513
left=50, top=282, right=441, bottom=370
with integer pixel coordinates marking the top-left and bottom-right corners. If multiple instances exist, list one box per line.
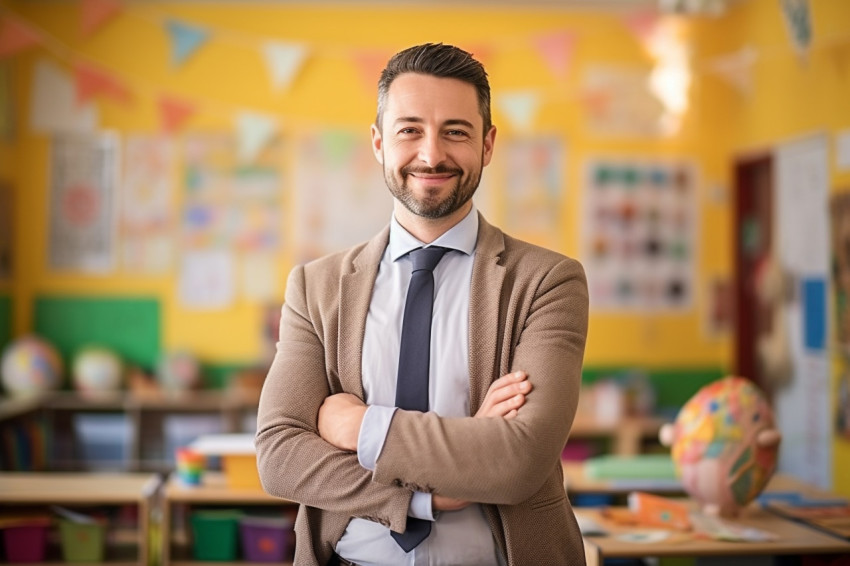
left=503, top=136, right=564, bottom=251
left=581, top=158, right=697, bottom=310
left=179, top=134, right=284, bottom=308
left=293, top=130, right=389, bottom=263
left=830, top=192, right=850, bottom=441
left=121, top=135, right=176, bottom=274
left=48, top=133, right=118, bottom=273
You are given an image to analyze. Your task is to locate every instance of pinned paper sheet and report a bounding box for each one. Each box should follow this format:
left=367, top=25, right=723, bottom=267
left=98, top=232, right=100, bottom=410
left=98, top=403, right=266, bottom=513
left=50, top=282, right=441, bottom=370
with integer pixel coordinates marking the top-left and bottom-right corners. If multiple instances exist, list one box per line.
left=30, top=59, right=98, bottom=134
left=178, top=250, right=235, bottom=310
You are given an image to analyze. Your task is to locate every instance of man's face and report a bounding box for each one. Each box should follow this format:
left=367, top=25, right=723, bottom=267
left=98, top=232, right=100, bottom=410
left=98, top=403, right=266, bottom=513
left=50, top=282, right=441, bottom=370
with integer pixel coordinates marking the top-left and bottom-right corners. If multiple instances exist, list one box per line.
left=371, top=73, right=495, bottom=220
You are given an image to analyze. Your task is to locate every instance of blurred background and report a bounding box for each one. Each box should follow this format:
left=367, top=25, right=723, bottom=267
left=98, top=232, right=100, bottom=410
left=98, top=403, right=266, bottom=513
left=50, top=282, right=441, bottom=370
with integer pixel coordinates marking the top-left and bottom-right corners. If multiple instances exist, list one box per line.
left=0, top=0, right=847, bottom=495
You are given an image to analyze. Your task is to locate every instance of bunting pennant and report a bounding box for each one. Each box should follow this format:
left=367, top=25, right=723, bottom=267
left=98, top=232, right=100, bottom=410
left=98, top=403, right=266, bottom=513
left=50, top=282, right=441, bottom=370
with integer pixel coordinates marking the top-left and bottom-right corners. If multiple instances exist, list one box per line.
left=534, top=31, right=576, bottom=80
left=80, top=0, right=124, bottom=38
left=779, top=0, right=813, bottom=59
left=622, top=9, right=660, bottom=46
left=352, top=49, right=392, bottom=93
left=496, top=90, right=541, bottom=132
left=30, top=58, right=99, bottom=133
left=461, top=43, right=493, bottom=68
left=235, top=111, right=279, bottom=164
left=0, top=16, right=41, bottom=58
left=705, top=46, right=758, bottom=96
left=158, top=94, right=196, bottom=132
left=73, top=60, right=133, bottom=104
left=263, top=41, right=308, bottom=93
left=165, top=19, right=210, bottom=67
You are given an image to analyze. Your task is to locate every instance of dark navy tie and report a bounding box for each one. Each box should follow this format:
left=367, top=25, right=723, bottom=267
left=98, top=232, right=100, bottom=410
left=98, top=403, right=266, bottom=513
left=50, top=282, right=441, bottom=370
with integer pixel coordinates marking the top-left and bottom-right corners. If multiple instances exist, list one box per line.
left=391, top=246, right=448, bottom=552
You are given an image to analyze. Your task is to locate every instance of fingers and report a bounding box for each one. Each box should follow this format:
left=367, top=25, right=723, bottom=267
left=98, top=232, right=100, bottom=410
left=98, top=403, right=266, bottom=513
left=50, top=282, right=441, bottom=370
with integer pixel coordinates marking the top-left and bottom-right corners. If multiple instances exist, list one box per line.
left=475, top=371, right=532, bottom=418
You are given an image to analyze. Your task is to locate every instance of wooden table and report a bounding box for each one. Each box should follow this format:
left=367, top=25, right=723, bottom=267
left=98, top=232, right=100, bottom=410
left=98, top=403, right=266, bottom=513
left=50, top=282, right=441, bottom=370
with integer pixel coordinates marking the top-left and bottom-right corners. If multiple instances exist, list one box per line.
left=0, top=472, right=160, bottom=566
left=578, top=498, right=850, bottom=565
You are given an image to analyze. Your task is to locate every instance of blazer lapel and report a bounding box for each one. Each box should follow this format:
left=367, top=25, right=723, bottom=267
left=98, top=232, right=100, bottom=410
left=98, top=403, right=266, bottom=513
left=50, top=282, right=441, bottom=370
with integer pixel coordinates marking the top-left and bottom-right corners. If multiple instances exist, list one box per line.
left=468, top=214, right=506, bottom=414
left=338, top=226, right=389, bottom=399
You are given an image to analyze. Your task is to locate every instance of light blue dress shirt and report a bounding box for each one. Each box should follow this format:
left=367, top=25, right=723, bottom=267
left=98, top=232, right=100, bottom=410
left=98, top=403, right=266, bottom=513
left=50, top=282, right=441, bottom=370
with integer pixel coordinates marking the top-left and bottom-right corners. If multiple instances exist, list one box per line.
left=334, top=206, right=504, bottom=566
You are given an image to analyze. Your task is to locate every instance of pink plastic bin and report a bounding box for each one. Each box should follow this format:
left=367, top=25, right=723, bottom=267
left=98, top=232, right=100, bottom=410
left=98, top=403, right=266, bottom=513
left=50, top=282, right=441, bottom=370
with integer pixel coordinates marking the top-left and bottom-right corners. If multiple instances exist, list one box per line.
left=1, top=519, right=50, bottom=562
left=239, top=515, right=292, bottom=562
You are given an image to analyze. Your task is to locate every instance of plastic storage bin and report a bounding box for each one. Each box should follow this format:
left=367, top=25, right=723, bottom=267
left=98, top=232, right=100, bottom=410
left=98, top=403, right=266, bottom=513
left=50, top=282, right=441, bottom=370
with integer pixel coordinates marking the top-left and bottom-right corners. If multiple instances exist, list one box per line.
left=58, top=519, right=105, bottom=562
left=0, top=516, right=51, bottom=562
left=239, top=515, right=292, bottom=562
left=190, top=509, right=242, bottom=561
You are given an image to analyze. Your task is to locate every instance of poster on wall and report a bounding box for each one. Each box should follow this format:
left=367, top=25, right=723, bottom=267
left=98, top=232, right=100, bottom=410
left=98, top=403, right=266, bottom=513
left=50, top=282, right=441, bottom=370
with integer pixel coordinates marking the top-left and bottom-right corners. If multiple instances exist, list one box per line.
left=829, top=191, right=850, bottom=441
left=581, top=158, right=697, bottom=311
left=293, top=129, right=389, bottom=262
left=773, top=134, right=831, bottom=489
left=179, top=134, right=284, bottom=307
left=48, top=133, right=118, bottom=273
left=502, top=136, right=564, bottom=251
left=121, top=135, right=176, bottom=274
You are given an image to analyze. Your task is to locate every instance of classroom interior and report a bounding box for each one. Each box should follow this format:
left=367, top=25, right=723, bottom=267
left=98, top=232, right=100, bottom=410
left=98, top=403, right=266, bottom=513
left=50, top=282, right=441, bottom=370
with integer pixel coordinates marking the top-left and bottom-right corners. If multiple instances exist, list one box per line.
left=0, top=0, right=849, bottom=564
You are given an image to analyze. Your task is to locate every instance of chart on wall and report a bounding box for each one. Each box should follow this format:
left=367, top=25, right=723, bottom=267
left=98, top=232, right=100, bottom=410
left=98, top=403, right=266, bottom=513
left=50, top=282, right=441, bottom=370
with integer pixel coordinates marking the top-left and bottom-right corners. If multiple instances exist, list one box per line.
left=48, top=133, right=119, bottom=273
left=581, top=158, right=698, bottom=310
left=293, top=130, right=389, bottom=262
left=179, top=134, right=284, bottom=309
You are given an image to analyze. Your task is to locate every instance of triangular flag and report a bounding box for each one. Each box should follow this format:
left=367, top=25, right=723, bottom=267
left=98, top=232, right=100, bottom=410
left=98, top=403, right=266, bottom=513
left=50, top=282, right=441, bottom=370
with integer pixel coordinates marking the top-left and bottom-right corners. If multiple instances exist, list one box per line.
left=779, top=0, right=813, bottom=60
left=158, top=95, right=196, bottom=132
left=0, top=16, right=41, bottom=58
left=534, top=31, right=576, bottom=80
left=622, top=9, right=659, bottom=45
left=73, top=60, right=132, bottom=104
left=165, top=20, right=210, bottom=67
left=496, top=91, right=541, bottom=132
left=235, top=111, right=279, bottom=164
left=80, top=0, right=124, bottom=38
left=352, top=49, right=393, bottom=93
left=460, top=43, right=493, bottom=68
left=263, top=41, right=308, bottom=92
left=705, top=46, right=758, bottom=96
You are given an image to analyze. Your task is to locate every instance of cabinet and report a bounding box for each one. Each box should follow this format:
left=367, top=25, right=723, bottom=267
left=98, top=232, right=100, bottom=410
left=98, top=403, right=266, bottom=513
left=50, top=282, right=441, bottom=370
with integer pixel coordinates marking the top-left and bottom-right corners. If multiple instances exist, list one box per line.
left=37, top=390, right=259, bottom=473
left=0, top=472, right=159, bottom=565
left=161, top=472, right=296, bottom=566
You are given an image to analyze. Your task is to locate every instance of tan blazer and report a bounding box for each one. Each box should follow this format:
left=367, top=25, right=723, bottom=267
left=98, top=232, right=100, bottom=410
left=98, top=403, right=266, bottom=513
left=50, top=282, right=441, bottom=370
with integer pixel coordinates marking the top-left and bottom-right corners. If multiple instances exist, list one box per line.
left=256, top=214, right=589, bottom=565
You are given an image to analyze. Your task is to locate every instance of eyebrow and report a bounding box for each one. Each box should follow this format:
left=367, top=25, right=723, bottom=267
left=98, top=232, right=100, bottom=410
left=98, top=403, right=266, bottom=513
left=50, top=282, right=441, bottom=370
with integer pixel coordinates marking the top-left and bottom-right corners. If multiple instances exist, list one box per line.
left=393, top=117, right=476, bottom=130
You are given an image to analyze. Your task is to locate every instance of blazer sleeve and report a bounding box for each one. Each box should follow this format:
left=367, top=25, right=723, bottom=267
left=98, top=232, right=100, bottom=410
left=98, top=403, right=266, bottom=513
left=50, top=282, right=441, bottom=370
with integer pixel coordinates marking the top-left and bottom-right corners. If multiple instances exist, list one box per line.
left=255, top=264, right=413, bottom=532
left=372, top=256, right=589, bottom=505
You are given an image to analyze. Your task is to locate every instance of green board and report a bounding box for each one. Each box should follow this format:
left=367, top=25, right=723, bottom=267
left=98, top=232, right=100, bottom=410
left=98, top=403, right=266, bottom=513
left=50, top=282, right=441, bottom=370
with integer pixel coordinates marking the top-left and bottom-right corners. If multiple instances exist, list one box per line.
left=33, top=296, right=160, bottom=370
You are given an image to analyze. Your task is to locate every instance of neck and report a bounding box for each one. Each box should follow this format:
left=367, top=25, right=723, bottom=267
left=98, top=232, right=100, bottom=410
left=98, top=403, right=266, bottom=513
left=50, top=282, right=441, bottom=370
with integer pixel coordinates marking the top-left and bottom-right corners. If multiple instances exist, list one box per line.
left=393, top=201, right=472, bottom=244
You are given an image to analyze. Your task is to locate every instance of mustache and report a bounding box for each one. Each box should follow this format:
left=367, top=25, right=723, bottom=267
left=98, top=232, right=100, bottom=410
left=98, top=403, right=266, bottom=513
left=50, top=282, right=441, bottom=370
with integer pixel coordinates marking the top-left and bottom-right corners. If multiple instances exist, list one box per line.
left=401, top=164, right=463, bottom=176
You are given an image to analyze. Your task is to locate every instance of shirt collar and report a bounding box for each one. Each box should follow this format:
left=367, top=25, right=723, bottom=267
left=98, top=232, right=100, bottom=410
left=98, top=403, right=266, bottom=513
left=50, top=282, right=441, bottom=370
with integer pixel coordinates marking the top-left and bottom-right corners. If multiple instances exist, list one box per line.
left=389, top=205, right=479, bottom=262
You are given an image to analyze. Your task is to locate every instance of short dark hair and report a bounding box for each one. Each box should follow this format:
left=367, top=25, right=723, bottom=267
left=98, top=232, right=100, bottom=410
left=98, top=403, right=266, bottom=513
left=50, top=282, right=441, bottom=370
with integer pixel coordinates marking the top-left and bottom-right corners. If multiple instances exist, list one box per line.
left=376, top=43, right=492, bottom=135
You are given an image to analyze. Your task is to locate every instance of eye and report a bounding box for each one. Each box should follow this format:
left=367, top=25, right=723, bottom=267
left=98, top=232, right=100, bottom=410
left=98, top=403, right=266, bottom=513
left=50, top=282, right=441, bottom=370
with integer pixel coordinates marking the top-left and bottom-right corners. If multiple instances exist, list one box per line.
left=446, top=129, right=469, bottom=137
left=398, top=127, right=419, bottom=135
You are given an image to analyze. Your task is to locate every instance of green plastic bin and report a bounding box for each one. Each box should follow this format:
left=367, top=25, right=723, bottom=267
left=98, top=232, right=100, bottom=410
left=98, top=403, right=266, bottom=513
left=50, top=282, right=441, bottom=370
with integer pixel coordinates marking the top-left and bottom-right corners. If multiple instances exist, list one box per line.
left=58, top=520, right=105, bottom=562
left=190, top=509, right=242, bottom=561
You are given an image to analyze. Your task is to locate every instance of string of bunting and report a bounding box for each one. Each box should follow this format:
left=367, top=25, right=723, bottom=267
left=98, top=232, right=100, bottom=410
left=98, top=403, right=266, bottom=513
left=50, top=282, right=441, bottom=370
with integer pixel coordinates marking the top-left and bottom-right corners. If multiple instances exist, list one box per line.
left=0, top=0, right=847, bottom=162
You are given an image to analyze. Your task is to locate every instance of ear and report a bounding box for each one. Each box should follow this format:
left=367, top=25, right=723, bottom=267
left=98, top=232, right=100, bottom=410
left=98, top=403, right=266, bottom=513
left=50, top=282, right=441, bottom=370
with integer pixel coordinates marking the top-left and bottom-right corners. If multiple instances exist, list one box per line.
left=482, top=125, right=497, bottom=167
left=370, top=124, right=384, bottom=165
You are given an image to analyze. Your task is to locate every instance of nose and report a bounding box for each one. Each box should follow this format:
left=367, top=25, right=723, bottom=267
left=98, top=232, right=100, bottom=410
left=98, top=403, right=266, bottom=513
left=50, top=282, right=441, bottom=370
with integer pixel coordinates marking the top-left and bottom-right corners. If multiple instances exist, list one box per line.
left=417, top=134, right=447, bottom=168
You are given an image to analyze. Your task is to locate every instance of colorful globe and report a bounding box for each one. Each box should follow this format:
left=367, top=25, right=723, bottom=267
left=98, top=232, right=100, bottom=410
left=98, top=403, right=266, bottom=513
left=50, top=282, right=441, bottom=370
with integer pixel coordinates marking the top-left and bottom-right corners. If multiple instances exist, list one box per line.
left=660, top=376, right=781, bottom=517
left=1, top=336, right=64, bottom=396
left=157, top=350, right=201, bottom=392
left=72, top=347, right=124, bottom=396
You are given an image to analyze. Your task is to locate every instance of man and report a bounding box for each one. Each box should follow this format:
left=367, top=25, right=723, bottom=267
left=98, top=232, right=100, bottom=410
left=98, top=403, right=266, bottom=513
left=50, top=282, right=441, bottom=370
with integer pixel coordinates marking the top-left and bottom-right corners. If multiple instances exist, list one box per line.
left=256, top=43, right=588, bottom=565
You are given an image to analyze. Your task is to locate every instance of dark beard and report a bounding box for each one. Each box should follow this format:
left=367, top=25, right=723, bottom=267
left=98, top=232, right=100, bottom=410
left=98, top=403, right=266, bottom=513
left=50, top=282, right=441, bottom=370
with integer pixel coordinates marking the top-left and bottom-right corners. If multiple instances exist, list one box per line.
left=385, top=162, right=482, bottom=219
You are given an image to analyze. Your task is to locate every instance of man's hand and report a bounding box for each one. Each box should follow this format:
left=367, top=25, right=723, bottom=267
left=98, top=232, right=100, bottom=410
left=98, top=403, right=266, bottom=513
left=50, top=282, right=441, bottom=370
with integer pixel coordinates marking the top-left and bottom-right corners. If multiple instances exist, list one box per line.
left=475, top=371, right=531, bottom=418
left=433, top=371, right=531, bottom=512
left=318, top=393, right=368, bottom=452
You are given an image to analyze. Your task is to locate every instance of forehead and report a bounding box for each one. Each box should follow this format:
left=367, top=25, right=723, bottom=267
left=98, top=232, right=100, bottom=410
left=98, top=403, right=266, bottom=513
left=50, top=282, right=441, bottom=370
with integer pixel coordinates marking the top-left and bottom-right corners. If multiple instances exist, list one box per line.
left=384, top=73, right=482, bottom=128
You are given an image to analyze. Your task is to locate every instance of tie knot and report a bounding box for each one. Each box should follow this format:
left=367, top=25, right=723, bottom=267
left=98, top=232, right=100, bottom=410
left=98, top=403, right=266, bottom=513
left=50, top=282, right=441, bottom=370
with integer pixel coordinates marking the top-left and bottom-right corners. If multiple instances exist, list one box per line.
left=409, top=246, right=449, bottom=273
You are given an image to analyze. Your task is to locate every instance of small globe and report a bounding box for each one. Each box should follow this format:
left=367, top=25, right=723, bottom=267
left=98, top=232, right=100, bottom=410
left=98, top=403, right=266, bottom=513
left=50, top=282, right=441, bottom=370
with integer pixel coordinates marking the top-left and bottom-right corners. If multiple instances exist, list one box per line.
left=1, top=336, right=64, bottom=396
left=72, top=347, right=124, bottom=396
left=660, top=376, right=781, bottom=517
left=157, top=350, right=201, bottom=392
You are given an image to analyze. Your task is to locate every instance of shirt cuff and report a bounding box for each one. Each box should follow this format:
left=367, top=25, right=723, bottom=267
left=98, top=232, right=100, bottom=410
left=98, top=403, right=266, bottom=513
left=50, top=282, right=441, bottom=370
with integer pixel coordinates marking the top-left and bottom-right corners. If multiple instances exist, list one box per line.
left=357, top=404, right=397, bottom=471
left=409, top=492, right=435, bottom=521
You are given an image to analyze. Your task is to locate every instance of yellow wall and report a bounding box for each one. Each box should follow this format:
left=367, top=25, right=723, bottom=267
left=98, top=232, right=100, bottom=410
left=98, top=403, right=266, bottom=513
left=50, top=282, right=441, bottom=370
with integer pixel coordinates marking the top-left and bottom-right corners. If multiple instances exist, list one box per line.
left=1, top=1, right=848, bottom=488
left=2, top=1, right=733, bottom=367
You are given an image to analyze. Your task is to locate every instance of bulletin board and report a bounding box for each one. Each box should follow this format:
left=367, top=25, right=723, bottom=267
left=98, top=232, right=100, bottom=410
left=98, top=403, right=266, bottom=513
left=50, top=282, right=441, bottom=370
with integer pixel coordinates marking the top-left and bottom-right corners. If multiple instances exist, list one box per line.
left=581, top=158, right=698, bottom=311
